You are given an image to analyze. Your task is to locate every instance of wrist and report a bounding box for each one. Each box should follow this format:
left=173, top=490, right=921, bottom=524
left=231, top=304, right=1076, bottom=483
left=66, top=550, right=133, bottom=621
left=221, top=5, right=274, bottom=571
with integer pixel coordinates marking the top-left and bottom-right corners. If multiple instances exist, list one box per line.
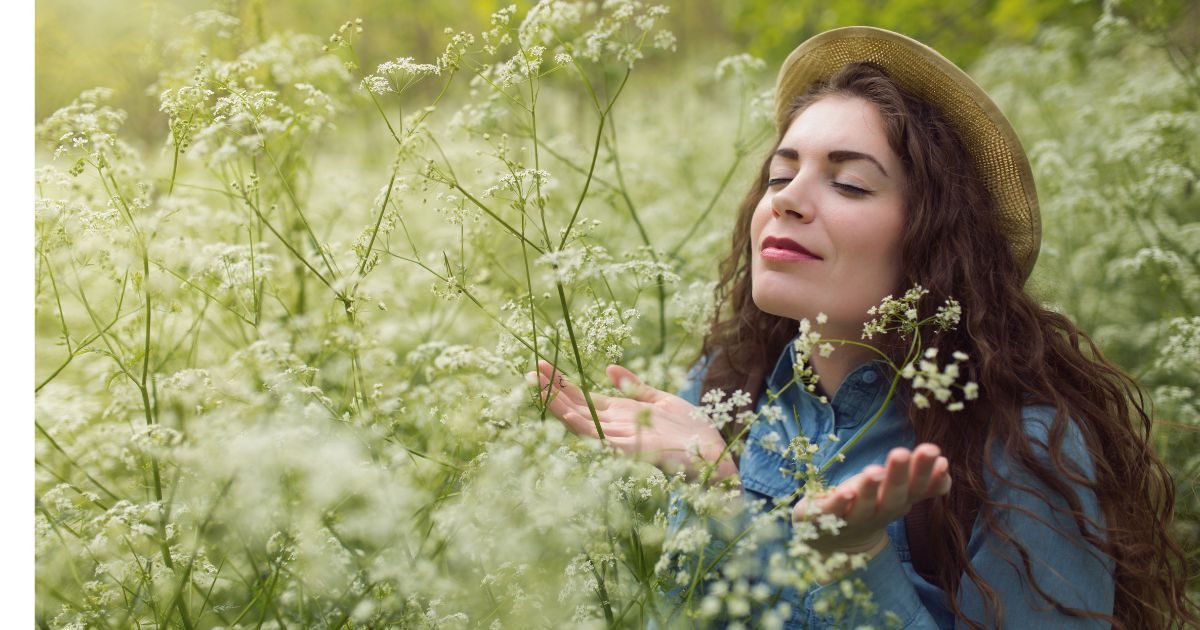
left=860, top=531, right=890, bottom=559
left=836, top=531, right=889, bottom=557
left=697, top=442, right=738, bottom=483
left=711, top=457, right=738, bottom=482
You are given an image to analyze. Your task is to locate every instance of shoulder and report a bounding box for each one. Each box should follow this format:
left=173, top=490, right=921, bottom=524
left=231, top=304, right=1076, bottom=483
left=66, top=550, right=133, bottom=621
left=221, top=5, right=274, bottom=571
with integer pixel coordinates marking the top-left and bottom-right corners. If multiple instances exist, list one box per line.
left=959, top=404, right=1115, bottom=624
left=979, top=404, right=1103, bottom=523
left=1005, top=404, right=1097, bottom=480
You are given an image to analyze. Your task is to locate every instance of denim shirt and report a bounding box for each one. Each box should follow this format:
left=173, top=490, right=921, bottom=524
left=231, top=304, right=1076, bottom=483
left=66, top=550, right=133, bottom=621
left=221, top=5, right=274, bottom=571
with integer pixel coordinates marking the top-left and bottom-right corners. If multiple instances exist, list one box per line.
left=671, top=340, right=1113, bottom=628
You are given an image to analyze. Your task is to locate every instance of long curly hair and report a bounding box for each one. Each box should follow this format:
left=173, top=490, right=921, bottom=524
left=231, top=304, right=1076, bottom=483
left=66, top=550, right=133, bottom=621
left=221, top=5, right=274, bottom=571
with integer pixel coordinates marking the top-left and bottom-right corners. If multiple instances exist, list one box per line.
left=699, top=62, right=1197, bottom=629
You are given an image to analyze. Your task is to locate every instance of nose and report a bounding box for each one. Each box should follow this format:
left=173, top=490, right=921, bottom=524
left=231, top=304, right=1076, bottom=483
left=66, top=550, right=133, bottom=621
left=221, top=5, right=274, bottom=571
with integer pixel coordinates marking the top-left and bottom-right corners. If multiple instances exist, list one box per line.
left=770, top=172, right=816, bottom=223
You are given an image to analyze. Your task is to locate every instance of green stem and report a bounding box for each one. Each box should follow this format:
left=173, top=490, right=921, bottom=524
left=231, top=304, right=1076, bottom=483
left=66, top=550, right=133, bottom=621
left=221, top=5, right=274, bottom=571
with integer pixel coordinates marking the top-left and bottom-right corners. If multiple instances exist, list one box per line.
left=555, top=280, right=604, bottom=438
left=668, top=148, right=747, bottom=257
left=155, top=263, right=255, bottom=325
left=357, top=167, right=399, bottom=278
left=34, top=422, right=122, bottom=501
left=603, top=115, right=668, bottom=353
left=819, top=373, right=902, bottom=474
left=240, top=190, right=339, bottom=295
left=584, top=550, right=615, bottom=625
left=210, top=78, right=339, bottom=283
left=519, top=213, right=544, bottom=414
left=559, top=68, right=632, bottom=249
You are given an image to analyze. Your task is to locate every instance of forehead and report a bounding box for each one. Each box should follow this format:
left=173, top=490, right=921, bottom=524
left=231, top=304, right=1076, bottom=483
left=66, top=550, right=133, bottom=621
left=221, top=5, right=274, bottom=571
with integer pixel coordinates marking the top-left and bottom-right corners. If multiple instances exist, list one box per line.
left=776, top=95, right=897, bottom=164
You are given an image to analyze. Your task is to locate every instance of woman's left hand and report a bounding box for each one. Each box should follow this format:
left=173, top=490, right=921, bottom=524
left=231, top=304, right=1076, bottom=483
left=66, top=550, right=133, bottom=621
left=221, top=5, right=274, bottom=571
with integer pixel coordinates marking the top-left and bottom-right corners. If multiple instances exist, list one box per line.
left=792, top=443, right=951, bottom=558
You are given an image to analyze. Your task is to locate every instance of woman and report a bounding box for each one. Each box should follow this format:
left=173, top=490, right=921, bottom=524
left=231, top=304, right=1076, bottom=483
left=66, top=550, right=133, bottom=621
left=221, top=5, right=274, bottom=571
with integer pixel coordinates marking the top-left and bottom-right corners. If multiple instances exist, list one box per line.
left=534, top=27, right=1195, bottom=628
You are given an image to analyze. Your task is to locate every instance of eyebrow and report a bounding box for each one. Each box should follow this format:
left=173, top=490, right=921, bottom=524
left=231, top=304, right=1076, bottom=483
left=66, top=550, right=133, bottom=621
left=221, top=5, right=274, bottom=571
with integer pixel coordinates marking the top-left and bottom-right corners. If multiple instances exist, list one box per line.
left=772, top=147, right=889, bottom=177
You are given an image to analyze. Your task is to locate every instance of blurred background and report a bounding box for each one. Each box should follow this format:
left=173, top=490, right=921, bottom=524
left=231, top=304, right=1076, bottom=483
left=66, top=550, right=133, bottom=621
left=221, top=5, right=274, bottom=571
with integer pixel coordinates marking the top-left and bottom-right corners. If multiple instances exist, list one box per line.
left=41, top=0, right=1183, bottom=144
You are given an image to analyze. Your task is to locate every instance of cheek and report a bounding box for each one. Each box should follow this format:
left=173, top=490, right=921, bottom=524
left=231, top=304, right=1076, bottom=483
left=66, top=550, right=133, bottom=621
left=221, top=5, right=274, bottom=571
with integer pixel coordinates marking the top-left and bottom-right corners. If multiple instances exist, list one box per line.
left=859, top=209, right=906, bottom=285
left=749, top=198, right=771, bottom=242
left=880, top=209, right=907, bottom=262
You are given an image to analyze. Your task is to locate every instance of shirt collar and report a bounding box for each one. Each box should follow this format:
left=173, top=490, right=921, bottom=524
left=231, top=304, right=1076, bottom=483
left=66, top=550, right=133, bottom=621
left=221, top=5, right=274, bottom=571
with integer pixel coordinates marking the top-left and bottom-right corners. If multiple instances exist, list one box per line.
left=764, top=334, right=898, bottom=429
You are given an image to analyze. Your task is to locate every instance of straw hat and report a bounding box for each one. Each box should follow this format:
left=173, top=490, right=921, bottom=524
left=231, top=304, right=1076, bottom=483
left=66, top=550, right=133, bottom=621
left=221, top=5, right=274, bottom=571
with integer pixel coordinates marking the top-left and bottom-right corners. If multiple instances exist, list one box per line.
left=775, top=26, right=1041, bottom=278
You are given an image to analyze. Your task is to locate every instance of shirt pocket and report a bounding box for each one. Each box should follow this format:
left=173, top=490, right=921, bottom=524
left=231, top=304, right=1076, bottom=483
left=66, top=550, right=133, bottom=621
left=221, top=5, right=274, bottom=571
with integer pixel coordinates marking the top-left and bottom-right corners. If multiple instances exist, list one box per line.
left=741, top=421, right=799, bottom=501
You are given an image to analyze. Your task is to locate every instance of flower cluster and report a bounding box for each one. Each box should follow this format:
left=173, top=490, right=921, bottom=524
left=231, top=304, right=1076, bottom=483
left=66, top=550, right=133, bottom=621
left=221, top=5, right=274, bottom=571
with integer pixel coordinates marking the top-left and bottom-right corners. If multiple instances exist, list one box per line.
left=35, top=87, right=129, bottom=163
left=691, top=388, right=756, bottom=431
left=155, top=33, right=348, bottom=166
left=575, top=301, right=640, bottom=363
left=862, top=286, right=961, bottom=340
left=714, top=53, right=766, bottom=82
left=792, top=314, right=830, bottom=396
left=360, top=57, right=442, bottom=95
left=535, top=244, right=612, bottom=283
left=672, top=281, right=718, bottom=336
left=518, top=0, right=674, bottom=69
left=900, top=348, right=979, bottom=411
left=481, top=168, right=553, bottom=200
left=1160, top=316, right=1200, bottom=373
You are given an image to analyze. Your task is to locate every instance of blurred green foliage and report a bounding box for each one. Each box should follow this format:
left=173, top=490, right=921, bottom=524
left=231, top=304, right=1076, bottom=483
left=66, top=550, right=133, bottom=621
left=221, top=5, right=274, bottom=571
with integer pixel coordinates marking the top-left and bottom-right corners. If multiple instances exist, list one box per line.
left=36, top=0, right=1136, bottom=143
left=724, top=0, right=1099, bottom=68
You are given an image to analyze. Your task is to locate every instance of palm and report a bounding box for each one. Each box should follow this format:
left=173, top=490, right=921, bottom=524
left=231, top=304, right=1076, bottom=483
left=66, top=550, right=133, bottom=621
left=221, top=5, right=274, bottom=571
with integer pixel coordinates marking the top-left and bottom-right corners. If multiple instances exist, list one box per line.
left=534, top=361, right=735, bottom=478
left=794, top=444, right=952, bottom=556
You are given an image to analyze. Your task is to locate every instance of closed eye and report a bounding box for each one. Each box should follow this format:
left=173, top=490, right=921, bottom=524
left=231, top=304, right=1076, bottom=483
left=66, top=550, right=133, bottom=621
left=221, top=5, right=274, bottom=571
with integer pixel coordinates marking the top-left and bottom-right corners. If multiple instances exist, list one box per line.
left=832, top=181, right=871, bottom=196
left=767, top=177, right=792, bottom=189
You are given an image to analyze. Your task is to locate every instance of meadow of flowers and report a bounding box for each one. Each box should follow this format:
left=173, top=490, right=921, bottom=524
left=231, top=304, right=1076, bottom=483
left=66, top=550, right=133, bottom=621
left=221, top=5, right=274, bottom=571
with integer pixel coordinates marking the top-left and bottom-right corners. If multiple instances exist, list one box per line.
left=34, top=1, right=1199, bottom=627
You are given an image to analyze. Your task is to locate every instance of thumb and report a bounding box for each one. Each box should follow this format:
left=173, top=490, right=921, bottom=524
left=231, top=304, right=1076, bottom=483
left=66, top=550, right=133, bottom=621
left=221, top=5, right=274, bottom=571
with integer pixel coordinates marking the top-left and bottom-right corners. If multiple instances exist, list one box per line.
left=607, top=365, right=666, bottom=403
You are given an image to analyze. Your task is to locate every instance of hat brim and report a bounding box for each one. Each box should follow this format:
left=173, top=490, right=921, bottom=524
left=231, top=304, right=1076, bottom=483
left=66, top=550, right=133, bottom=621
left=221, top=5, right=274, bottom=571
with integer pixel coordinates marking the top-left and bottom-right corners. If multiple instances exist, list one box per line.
left=775, top=26, right=1040, bottom=278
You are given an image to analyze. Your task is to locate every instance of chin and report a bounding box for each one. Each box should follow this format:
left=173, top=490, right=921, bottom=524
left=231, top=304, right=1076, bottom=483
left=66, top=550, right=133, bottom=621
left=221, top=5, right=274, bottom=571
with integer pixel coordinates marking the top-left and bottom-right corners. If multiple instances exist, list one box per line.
left=750, top=283, right=804, bottom=321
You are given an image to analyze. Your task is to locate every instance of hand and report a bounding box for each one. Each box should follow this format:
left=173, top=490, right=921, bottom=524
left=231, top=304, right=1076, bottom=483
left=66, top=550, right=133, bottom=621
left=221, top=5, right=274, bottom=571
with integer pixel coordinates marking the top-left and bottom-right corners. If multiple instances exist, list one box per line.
left=793, top=444, right=952, bottom=558
left=532, top=360, right=737, bottom=481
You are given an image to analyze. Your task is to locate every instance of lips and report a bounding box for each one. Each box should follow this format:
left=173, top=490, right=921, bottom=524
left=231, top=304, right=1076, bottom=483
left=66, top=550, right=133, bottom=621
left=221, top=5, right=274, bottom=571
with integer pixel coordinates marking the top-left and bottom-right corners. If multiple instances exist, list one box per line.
left=760, top=236, right=822, bottom=262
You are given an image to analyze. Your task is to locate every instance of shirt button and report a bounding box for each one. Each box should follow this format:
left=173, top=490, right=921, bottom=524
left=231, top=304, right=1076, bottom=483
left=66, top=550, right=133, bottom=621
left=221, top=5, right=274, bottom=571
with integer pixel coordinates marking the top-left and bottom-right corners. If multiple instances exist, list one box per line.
left=861, top=369, right=878, bottom=384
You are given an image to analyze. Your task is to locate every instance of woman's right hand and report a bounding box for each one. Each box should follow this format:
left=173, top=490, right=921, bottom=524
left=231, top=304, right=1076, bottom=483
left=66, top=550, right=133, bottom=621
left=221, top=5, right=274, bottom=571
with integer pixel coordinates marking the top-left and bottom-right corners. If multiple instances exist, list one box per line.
left=532, top=360, right=738, bottom=481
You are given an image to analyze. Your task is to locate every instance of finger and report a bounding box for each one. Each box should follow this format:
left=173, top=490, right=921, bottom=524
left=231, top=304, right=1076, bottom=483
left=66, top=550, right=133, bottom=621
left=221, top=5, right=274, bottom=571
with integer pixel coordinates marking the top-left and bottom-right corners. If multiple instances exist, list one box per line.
left=926, top=456, right=952, bottom=497
left=793, top=495, right=819, bottom=521
left=537, top=360, right=579, bottom=400
left=538, top=361, right=611, bottom=409
left=821, top=488, right=856, bottom=519
left=844, top=466, right=885, bottom=521
left=590, top=419, right=636, bottom=438
left=793, top=489, right=854, bottom=523
left=529, top=369, right=560, bottom=404
left=558, top=408, right=602, bottom=438
left=877, top=448, right=912, bottom=514
left=535, top=373, right=638, bottom=440
left=907, top=443, right=940, bottom=497
left=607, top=365, right=669, bottom=403
left=537, top=371, right=589, bottom=423
left=606, top=434, right=678, bottom=457
left=542, top=383, right=626, bottom=437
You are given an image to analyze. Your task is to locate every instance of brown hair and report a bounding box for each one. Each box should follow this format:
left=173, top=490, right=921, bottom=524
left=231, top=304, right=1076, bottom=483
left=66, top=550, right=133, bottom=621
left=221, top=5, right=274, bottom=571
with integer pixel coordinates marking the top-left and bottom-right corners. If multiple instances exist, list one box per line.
left=700, top=62, right=1198, bottom=628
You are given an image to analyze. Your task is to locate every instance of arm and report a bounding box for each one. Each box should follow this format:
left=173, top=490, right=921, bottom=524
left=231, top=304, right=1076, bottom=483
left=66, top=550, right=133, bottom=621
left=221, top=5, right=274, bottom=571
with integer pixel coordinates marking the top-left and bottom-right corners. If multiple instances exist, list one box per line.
left=955, top=411, right=1112, bottom=628
left=797, top=446, right=950, bottom=629
left=800, top=411, right=1111, bottom=629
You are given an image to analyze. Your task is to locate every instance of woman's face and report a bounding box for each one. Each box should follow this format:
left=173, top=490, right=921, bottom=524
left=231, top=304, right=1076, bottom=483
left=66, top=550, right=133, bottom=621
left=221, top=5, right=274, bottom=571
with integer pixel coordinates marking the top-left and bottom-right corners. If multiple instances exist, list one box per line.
left=750, top=95, right=907, bottom=338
